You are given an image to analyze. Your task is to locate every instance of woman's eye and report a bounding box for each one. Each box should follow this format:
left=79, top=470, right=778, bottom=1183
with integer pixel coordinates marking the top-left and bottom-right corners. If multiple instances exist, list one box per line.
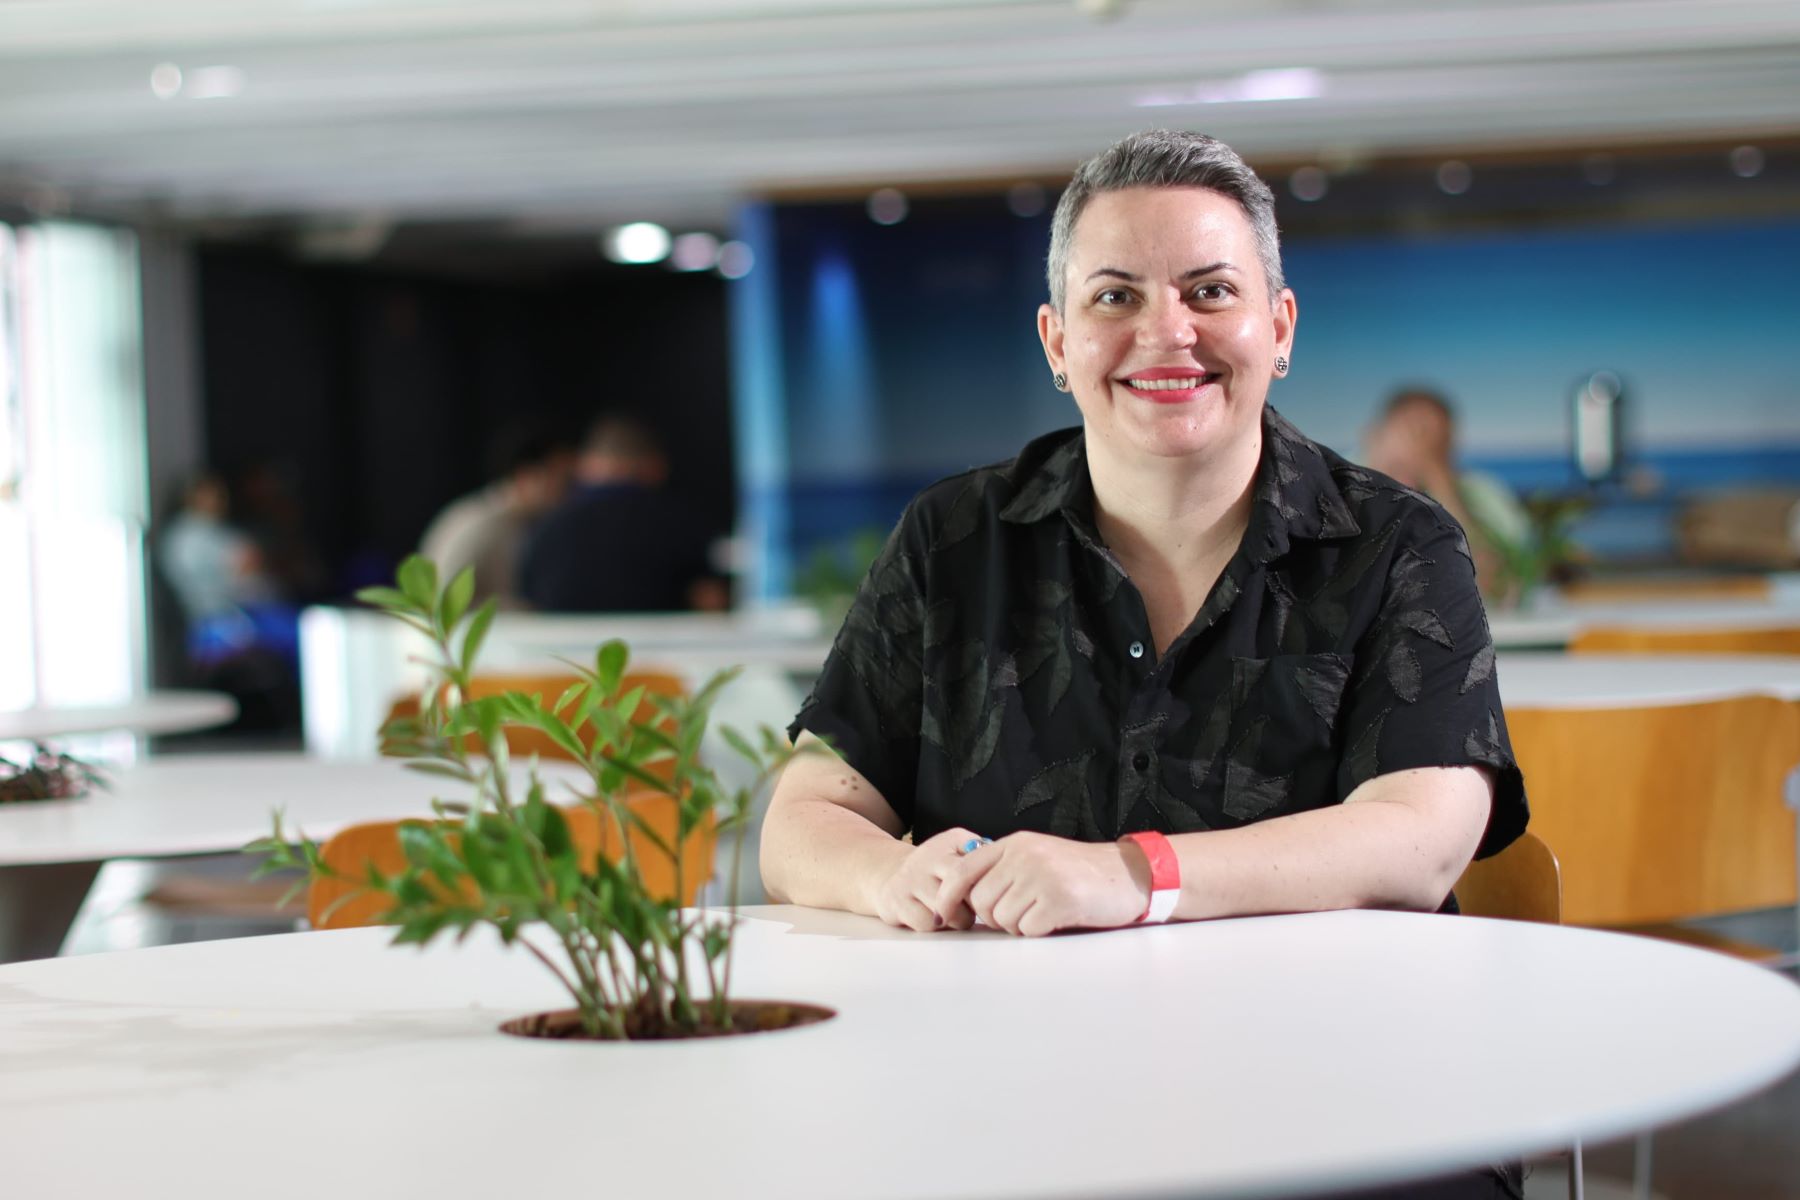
left=1191, top=283, right=1232, bottom=302
left=1095, top=287, right=1134, bottom=306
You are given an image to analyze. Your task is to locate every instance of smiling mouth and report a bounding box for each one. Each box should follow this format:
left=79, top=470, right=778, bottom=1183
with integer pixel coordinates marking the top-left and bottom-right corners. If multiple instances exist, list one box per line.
left=1120, top=373, right=1217, bottom=394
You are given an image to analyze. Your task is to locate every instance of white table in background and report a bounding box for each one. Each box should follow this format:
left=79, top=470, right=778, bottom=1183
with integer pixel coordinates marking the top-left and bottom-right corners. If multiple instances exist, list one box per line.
left=1490, top=577, right=1800, bottom=650
left=1495, top=651, right=1800, bottom=708
left=0, top=905, right=1796, bottom=1199
left=0, top=690, right=236, bottom=742
left=0, top=754, right=582, bottom=964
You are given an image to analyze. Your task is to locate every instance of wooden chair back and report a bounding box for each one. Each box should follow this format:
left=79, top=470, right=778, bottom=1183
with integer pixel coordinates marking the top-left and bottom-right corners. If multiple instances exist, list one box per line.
left=1453, top=831, right=1562, bottom=924
left=1502, top=695, right=1800, bottom=927
left=1569, top=625, right=1800, bottom=656
left=1557, top=576, right=1773, bottom=605
left=307, top=792, right=715, bottom=930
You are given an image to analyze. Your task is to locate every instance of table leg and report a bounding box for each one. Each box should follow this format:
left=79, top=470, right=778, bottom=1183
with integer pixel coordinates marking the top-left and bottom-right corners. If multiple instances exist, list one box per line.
left=0, top=862, right=102, bottom=964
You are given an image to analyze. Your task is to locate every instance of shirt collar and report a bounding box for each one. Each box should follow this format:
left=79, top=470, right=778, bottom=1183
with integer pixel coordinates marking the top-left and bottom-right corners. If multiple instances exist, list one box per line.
left=997, top=406, right=1361, bottom=560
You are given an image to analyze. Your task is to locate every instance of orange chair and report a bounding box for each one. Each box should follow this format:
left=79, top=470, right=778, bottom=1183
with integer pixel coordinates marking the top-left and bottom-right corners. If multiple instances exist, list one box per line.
left=1569, top=625, right=1800, bottom=656
left=1453, top=830, right=1561, bottom=926
left=1502, top=696, right=1799, bottom=945
left=308, top=791, right=715, bottom=930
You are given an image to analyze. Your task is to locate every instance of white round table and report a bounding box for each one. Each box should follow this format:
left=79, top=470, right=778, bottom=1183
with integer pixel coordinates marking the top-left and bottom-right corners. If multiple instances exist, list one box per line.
left=0, top=690, right=237, bottom=741
left=1496, top=651, right=1800, bottom=709
left=0, top=754, right=586, bottom=963
left=0, top=905, right=1795, bottom=1199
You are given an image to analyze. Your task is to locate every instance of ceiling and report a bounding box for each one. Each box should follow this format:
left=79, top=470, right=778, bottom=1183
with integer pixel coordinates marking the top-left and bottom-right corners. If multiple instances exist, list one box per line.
left=1, top=0, right=1798, bottom=238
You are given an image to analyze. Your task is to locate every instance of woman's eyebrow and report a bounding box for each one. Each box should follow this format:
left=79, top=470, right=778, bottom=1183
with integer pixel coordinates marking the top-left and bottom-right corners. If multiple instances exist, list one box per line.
left=1082, top=261, right=1237, bottom=284
left=1180, top=261, right=1237, bottom=279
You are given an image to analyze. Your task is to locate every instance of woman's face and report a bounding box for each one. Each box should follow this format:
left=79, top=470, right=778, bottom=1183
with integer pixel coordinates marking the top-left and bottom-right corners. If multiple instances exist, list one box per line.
left=1038, top=186, right=1296, bottom=464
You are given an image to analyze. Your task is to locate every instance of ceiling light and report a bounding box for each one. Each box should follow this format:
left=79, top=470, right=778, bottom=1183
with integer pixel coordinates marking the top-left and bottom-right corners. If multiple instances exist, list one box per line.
left=1436, top=160, right=1472, bottom=195
left=1136, top=68, right=1325, bottom=108
left=867, top=188, right=908, bottom=226
left=1288, top=167, right=1328, bottom=202
left=716, top=241, right=755, bottom=280
left=149, top=63, right=182, bottom=100
left=603, top=222, right=671, bottom=264
left=1006, top=183, right=1047, bottom=218
left=669, top=232, right=720, bottom=272
left=1730, top=145, right=1765, bottom=178
left=186, top=66, right=246, bottom=100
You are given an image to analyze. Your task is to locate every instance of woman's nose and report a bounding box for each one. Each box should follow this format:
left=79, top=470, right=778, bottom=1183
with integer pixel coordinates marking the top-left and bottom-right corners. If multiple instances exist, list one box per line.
left=1137, top=293, right=1197, bottom=350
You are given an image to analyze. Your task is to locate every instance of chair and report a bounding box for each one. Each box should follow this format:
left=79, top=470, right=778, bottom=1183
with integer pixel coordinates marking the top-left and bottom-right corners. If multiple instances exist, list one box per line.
left=1563, top=627, right=1800, bottom=966
left=1454, top=834, right=1595, bottom=1200
left=1569, top=625, right=1800, bottom=656
left=1501, top=695, right=1800, bottom=963
left=307, top=791, right=715, bottom=930
left=1453, top=830, right=1561, bottom=925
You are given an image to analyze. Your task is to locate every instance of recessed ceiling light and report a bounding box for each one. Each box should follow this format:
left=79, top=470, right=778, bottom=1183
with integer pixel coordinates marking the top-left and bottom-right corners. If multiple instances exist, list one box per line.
left=1006, top=183, right=1047, bottom=218
left=867, top=188, right=908, bottom=226
left=1136, top=67, right=1325, bottom=108
left=149, top=63, right=183, bottom=100
left=1289, top=166, right=1328, bottom=202
left=716, top=242, right=755, bottom=280
left=669, top=232, right=720, bottom=272
left=603, top=222, right=671, bottom=264
left=1436, top=160, right=1473, bottom=195
left=186, top=66, right=246, bottom=100
left=1729, top=145, right=1765, bottom=178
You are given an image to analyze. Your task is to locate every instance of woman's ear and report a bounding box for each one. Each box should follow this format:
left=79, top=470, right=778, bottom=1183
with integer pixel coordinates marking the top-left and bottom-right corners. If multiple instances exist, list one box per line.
left=1272, top=288, right=1298, bottom=358
left=1037, top=303, right=1066, bottom=376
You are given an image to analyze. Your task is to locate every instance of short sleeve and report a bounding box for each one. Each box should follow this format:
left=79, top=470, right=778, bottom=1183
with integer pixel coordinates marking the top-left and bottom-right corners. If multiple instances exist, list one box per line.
left=1335, top=506, right=1528, bottom=859
left=787, top=510, right=929, bottom=828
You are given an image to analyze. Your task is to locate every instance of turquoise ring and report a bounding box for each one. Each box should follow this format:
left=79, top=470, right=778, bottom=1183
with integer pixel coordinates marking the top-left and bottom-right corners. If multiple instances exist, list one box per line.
left=959, top=836, right=993, bottom=855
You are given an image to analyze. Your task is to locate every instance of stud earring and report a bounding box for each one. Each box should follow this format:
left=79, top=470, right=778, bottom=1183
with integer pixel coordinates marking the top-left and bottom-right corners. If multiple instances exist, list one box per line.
left=1273, top=355, right=1289, bottom=377
left=1052, top=372, right=1069, bottom=392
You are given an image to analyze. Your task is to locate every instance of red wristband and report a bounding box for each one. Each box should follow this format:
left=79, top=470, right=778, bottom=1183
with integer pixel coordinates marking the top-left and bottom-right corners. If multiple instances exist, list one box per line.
left=1119, top=831, right=1180, bottom=923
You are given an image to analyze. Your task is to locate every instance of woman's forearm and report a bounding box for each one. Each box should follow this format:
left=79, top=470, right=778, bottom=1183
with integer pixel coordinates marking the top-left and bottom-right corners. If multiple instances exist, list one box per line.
left=1165, top=767, right=1492, bottom=920
left=760, top=794, right=910, bottom=913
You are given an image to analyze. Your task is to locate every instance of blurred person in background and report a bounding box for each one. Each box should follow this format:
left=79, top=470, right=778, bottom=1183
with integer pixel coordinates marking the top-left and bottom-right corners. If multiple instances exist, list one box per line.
left=157, top=470, right=299, bottom=729
left=420, top=421, right=575, bottom=608
left=518, top=413, right=726, bottom=613
left=1363, top=388, right=1531, bottom=598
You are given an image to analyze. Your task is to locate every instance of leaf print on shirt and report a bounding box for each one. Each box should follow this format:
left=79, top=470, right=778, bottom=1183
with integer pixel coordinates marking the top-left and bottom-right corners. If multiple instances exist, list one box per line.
left=1460, top=643, right=1496, bottom=695
left=1014, top=750, right=1099, bottom=838
left=925, top=639, right=1008, bottom=789
left=1009, top=579, right=1076, bottom=714
left=1221, top=715, right=1295, bottom=820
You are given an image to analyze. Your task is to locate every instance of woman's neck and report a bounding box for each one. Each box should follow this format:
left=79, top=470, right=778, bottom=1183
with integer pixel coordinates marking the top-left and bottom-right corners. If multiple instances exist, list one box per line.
left=1085, top=423, right=1263, bottom=653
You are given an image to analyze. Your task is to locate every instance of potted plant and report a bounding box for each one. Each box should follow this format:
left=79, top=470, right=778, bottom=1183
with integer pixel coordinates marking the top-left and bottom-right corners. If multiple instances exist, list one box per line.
left=253, top=555, right=830, bottom=1041
left=0, top=744, right=105, bottom=802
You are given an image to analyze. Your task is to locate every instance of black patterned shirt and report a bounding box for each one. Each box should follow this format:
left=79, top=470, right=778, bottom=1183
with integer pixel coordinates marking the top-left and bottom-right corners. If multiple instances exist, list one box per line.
left=789, top=407, right=1528, bottom=865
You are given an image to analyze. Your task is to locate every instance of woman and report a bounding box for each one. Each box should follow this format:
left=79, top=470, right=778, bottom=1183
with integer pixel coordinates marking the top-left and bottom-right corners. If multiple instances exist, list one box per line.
left=762, top=130, right=1526, bottom=947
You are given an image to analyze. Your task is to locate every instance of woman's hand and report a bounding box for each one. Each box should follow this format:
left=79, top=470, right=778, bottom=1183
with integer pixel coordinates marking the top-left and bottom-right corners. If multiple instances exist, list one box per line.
left=931, top=832, right=1150, bottom=937
left=868, top=827, right=986, bottom=932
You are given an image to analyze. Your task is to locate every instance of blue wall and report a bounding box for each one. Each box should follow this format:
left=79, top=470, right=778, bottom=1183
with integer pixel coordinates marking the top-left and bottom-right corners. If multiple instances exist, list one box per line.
left=732, top=201, right=1800, bottom=596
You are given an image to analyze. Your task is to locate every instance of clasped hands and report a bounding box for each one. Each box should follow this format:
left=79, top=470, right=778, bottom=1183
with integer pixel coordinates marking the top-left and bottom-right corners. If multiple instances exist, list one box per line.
left=869, top=827, right=1152, bottom=937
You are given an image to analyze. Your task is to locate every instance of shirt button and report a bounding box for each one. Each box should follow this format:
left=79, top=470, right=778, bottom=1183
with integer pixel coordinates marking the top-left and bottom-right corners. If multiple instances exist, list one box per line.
left=1132, top=752, right=1150, bottom=772
left=1128, top=640, right=1145, bottom=659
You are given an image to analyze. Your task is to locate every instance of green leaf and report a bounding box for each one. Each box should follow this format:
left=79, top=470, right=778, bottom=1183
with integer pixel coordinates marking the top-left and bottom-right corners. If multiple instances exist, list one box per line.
left=439, top=566, right=476, bottom=632
left=596, top=640, right=628, bottom=696
left=397, top=555, right=438, bottom=610
left=403, top=761, right=477, bottom=784
left=553, top=681, right=589, bottom=718
left=355, top=586, right=414, bottom=612
left=460, top=599, right=498, bottom=676
left=719, top=725, right=762, bottom=768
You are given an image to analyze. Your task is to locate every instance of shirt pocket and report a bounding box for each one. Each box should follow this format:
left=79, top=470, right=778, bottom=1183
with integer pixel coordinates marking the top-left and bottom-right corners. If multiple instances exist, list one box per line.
left=1220, top=652, right=1354, bottom=822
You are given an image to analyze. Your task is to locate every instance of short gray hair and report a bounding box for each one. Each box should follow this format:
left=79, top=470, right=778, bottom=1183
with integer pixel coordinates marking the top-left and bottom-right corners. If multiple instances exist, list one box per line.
left=1046, top=130, right=1285, bottom=312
